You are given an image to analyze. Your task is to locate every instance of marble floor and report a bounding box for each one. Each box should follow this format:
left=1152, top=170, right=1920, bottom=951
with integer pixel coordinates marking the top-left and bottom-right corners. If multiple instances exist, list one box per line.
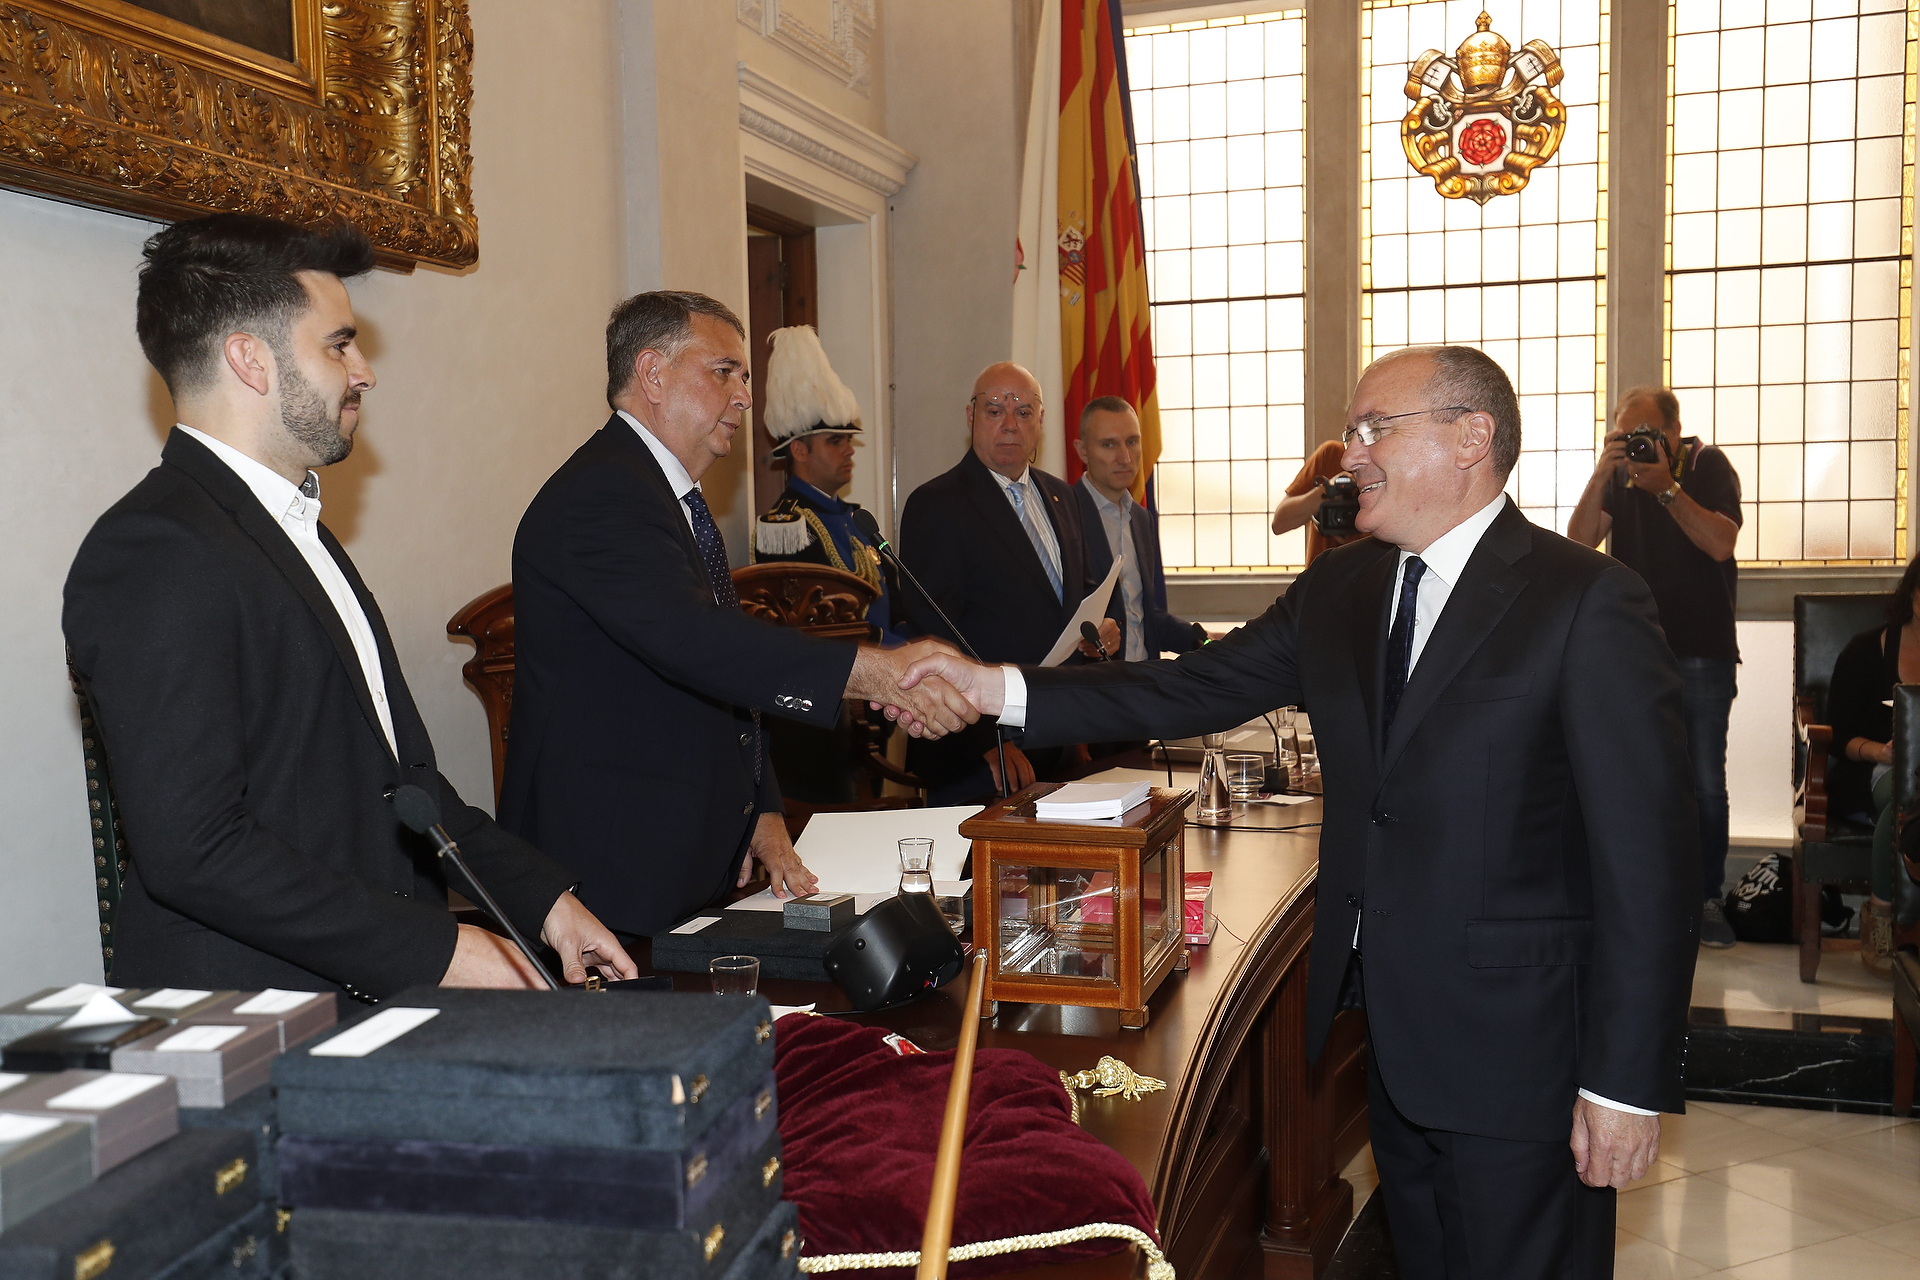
left=1692, top=941, right=1893, bottom=1022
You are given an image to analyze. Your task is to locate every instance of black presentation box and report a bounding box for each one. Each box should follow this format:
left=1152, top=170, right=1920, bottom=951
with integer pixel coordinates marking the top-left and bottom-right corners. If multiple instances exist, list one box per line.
left=721, top=1199, right=801, bottom=1280
left=0, top=1116, right=92, bottom=1234
left=274, top=988, right=775, bottom=1151
left=278, top=1068, right=777, bottom=1228
left=1, top=1019, right=167, bottom=1074
left=179, top=1084, right=281, bottom=1204
left=0, top=1128, right=260, bottom=1280
left=149, top=1203, right=283, bottom=1280
left=652, top=909, right=851, bottom=982
left=287, top=1130, right=786, bottom=1279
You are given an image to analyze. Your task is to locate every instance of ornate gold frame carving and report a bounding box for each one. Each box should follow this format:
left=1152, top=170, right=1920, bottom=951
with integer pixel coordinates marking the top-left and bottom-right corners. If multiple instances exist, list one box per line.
left=0, top=1, right=476, bottom=269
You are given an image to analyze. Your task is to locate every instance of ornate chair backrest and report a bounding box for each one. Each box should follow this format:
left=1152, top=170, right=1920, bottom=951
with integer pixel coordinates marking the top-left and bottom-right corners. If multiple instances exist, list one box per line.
left=66, top=652, right=127, bottom=978
left=446, top=584, right=517, bottom=805
left=729, top=563, right=877, bottom=641
left=1794, top=592, right=1889, bottom=789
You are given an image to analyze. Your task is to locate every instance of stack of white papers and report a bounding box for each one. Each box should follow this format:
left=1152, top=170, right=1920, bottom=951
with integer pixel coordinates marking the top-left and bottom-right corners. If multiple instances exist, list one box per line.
left=1035, top=781, right=1151, bottom=821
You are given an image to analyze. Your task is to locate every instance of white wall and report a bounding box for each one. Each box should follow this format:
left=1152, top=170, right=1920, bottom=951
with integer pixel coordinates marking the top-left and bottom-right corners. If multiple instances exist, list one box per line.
left=1729, top=620, right=1795, bottom=844
left=0, top=0, right=629, bottom=1000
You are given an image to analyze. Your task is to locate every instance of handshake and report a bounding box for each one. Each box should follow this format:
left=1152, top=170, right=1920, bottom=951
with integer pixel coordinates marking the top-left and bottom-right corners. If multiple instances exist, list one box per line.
left=845, top=639, right=1013, bottom=738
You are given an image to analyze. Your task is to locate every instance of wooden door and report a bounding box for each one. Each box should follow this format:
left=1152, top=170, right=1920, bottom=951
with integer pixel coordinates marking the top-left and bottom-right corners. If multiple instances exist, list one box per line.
left=746, top=204, right=818, bottom=516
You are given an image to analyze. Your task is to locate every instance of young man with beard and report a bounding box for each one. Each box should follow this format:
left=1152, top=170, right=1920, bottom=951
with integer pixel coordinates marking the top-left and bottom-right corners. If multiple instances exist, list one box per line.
left=64, top=214, right=635, bottom=1000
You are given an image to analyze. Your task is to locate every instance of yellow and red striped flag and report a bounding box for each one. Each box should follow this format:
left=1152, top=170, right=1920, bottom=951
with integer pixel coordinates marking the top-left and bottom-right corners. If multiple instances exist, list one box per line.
left=1057, top=0, right=1158, bottom=499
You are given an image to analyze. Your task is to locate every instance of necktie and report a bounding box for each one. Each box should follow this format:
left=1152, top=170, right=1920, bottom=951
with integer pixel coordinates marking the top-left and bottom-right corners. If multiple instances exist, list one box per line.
left=1008, top=481, right=1064, bottom=602
left=1382, top=556, right=1427, bottom=740
left=683, top=488, right=761, bottom=782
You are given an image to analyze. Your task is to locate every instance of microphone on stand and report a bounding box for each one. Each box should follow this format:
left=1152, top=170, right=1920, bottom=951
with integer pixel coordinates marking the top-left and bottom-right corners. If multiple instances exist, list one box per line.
left=850, top=509, right=1011, bottom=798
left=391, top=784, right=560, bottom=990
left=1079, top=621, right=1113, bottom=661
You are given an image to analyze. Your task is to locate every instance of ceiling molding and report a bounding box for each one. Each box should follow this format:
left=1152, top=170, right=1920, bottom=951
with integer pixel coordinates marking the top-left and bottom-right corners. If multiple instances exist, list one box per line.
left=737, top=64, right=915, bottom=197
left=737, top=0, right=875, bottom=95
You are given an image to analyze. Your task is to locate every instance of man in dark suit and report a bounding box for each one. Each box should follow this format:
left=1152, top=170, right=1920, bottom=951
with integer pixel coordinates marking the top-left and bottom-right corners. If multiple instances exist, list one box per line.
left=896, top=362, right=1119, bottom=803
left=890, top=346, right=1700, bottom=1278
left=1071, top=396, right=1208, bottom=661
left=500, top=293, right=972, bottom=939
left=64, top=214, right=635, bottom=999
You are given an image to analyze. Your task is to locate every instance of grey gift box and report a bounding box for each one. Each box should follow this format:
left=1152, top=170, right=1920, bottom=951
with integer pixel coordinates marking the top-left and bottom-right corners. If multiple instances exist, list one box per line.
left=0, top=987, right=153, bottom=1053
left=0, top=1069, right=178, bottom=1174
left=112, top=1020, right=281, bottom=1109
left=782, top=893, right=854, bottom=933
left=0, top=1115, right=92, bottom=1232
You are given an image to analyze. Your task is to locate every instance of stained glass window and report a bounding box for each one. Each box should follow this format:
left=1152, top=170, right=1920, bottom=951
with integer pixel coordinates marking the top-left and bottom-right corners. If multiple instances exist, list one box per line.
left=1667, top=0, right=1913, bottom=564
left=1126, top=11, right=1308, bottom=570
left=1363, top=0, right=1609, bottom=537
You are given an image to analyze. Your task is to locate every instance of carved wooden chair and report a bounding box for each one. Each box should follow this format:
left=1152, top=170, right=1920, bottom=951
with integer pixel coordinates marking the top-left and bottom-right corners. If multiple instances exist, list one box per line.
left=1792, top=592, right=1890, bottom=980
left=446, top=585, right=517, bottom=805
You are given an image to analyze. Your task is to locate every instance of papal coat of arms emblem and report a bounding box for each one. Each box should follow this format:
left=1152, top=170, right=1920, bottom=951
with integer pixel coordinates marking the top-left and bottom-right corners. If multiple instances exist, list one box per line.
left=1401, top=11, right=1566, bottom=205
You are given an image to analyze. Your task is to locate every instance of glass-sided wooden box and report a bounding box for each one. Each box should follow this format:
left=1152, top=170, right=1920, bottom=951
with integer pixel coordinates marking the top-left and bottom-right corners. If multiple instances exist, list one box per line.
left=960, top=784, right=1194, bottom=1029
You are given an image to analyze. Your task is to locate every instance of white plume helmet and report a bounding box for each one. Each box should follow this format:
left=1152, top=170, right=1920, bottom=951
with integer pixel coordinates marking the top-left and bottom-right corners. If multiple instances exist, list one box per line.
left=764, top=325, right=862, bottom=455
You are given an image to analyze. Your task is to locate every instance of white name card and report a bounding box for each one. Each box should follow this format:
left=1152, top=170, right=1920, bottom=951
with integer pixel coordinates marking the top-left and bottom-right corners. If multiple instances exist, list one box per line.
left=25, top=984, right=124, bottom=1011
left=668, top=916, right=720, bottom=935
left=46, top=1073, right=170, bottom=1111
left=309, top=1007, right=439, bottom=1058
left=134, top=989, right=215, bottom=1011
left=233, top=990, right=324, bottom=1016
left=0, top=1114, right=63, bottom=1144
left=156, top=1025, right=247, bottom=1053
left=0, top=1074, right=27, bottom=1095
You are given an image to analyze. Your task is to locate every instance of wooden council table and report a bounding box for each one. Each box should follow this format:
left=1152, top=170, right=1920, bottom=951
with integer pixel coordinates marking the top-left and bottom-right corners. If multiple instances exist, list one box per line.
left=641, top=784, right=1368, bottom=1280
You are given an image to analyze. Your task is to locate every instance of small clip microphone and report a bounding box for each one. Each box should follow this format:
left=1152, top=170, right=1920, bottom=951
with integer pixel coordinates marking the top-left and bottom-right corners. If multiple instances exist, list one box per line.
left=1080, top=620, right=1112, bottom=661
left=392, top=785, right=559, bottom=989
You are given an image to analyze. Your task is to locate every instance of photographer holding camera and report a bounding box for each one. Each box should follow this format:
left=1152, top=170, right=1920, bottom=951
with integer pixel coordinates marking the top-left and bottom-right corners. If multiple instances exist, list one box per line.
left=1570, top=387, right=1743, bottom=948
left=1273, top=438, right=1368, bottom=566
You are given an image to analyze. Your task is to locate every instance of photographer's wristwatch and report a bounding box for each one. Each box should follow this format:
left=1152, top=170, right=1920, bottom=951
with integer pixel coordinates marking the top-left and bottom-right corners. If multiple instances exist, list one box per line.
left=1656, top=480, right=1681, bottom=507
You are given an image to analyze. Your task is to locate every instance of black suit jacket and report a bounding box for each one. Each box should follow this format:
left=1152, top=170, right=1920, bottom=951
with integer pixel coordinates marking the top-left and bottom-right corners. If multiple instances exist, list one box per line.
left=897, top=451, right=1099, bottom=785
left=500, top=417, right=856, bottom=936
left=62, top=430, right=572, bottom=1000
left=1021, top=500, right=1699, bottom=1141
left=1071, top=481, right=1204, bottom=658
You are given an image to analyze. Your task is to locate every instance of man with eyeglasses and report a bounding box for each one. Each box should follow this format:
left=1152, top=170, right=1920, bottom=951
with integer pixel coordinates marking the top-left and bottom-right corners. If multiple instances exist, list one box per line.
left=895, top=362, right=1120, bottom=803
left=883, top=346, right=1699, bottom=1279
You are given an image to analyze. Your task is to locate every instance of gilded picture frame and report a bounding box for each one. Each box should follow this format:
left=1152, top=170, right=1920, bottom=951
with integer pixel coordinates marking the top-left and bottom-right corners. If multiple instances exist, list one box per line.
left=0, top=1, right=476, bottom=269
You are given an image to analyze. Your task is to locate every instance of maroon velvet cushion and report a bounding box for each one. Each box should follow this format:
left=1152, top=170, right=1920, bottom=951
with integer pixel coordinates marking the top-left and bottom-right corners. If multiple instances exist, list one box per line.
left=774, top=1014, right=1158, bottom=1277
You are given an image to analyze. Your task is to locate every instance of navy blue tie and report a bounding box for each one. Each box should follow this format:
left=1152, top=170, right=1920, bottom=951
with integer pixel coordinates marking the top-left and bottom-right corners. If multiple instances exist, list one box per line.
left=683, top=488, right=760, bottom=781
left=1382, top=556, right=1426, bottom=740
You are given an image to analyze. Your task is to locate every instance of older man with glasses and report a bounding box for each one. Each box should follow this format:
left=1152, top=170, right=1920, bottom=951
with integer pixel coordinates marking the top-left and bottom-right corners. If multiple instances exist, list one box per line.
left=894, top=362, right=1119, bottom=804
left=883, top=345, right=1701, bottom=1280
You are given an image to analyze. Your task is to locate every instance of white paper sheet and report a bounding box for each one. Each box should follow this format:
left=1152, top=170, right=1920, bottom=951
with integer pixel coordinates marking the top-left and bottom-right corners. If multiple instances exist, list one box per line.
left=232, top=990, right=325, bottom=1016
left=56, top=993, right=141, bottom=1029
left=0, top=1073, right=27, bottom=1095
left=669, top=915, right=721, bottom=935
left=1041, top=553, right=1124, bottom=666
left=133, top=988, right=214, bottom=1011
left=769, top=1004, right=816, bottom=1021
left=25, top=983, right=124, bottom=1011
left=156, top=1025, right=246, bottom=1053
left=46, top=1073, right=170, bottom=1110
left=0, top=1114, right=63, bottom=1144
left=789, top=806, right=975, bottom=894
left=308, top=1007, right=439, bottom=1058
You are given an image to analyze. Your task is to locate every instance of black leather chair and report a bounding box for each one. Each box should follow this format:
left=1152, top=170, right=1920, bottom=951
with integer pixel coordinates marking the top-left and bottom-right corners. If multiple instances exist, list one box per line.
left=66, top=652, right=128, bottom=977
left=1793, top=593, right=1890, bottom=981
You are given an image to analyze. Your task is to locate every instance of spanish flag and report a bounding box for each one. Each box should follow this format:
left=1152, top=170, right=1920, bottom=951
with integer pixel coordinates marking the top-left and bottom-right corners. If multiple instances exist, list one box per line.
left=1057, top=0, right=1159, bottom=498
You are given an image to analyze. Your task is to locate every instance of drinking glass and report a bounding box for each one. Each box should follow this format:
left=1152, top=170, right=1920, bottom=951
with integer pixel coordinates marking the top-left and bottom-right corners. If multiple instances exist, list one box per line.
left=1226, top=753, right=1265, bottom=802
left=898, top=838, right=934, bottom=896
left=710, top=955, right=759, bottom=996
left=1196, top=733, right=1232, bottom=824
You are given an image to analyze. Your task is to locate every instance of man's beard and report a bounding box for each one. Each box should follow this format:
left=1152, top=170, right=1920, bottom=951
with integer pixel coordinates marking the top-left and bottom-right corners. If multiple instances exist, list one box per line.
left=281, top=360, right=356, bottom=467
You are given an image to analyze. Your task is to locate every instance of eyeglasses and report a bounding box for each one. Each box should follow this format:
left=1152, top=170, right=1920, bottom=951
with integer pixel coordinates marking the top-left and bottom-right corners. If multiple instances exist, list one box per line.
left=971, top=394, right=1041, bottom=425
left=1341, top=406, right=1472, bottom=448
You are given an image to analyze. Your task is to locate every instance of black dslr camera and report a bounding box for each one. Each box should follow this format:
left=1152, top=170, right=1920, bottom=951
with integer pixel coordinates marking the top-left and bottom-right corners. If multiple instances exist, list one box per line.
left=1622, top=425, right=1667, bottom=466
left=1311, top=473, right=1361, bottom=537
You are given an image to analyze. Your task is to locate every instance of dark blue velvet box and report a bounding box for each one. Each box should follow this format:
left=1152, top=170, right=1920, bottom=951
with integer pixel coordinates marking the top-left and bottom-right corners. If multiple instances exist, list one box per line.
left=286, top=1131, right=786, bottom=1279
left=179, top=1084, right=280, bottom=1203
left=0, top=1128, right=260, bottom=1280
left=277, top=1068, right=777, bottom=1228
left=273, top=987, right=774, bottom=1151
left=721, top=1200, right=801, bottom=1280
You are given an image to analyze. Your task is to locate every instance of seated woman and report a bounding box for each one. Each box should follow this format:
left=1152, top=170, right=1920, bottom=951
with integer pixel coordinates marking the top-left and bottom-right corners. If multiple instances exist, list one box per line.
left=1826, top=553, right=1920, bottom=973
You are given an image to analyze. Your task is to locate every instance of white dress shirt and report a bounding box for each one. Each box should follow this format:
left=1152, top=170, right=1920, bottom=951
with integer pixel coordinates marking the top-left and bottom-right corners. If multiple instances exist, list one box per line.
left=617, top=409, right=700, bottom=534
left=1001, top=493, right=1652, bottom=1115
left=177, top=425, right=398, bottom=758
left=987, top=464, right=1064, bottom=588
left=1080, top=476, right=1146, bottom=661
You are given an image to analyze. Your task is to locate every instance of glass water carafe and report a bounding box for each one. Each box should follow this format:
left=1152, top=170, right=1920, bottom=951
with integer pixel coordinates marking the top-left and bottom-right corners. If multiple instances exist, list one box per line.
left=1194, top=733, right=1233, bottom=826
